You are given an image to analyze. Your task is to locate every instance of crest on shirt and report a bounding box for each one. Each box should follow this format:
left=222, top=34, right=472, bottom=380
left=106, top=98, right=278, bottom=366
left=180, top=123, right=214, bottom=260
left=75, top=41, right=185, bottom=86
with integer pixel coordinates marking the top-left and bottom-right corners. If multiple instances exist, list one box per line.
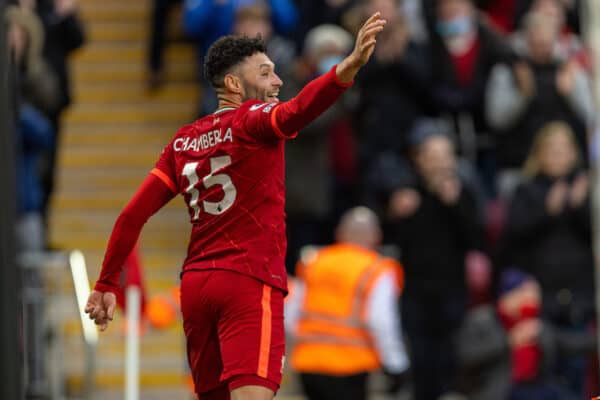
left=249, top=103, right=267, bottom=111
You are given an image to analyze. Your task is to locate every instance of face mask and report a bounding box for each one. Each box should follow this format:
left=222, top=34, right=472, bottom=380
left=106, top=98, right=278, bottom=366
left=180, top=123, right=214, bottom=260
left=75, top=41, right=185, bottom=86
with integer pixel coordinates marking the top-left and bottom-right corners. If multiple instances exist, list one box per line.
left=318, top=55, right=344, bottom=75
left=436, top=16, right=473, bottom=38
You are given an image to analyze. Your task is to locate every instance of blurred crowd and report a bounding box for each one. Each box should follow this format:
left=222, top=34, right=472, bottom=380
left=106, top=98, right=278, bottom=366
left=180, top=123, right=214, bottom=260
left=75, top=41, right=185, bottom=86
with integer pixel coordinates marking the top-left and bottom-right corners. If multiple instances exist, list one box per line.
left=4, top=0, right=599, bottom=398
left=6, top=0, right=84, bottom=254
left=170, top=0, right=597, bottom=398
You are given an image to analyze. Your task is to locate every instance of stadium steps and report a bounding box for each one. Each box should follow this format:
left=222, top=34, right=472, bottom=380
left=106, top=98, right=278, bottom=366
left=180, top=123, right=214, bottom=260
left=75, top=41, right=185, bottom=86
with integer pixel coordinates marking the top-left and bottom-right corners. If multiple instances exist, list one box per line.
left=49, top=0, right=304, bottom=398
left=48, top=0, right=200, bottom=398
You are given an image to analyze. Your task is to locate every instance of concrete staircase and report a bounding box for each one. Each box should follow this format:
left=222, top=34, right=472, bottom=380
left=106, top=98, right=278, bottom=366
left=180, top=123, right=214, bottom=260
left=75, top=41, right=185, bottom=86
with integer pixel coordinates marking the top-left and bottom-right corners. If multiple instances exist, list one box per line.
left=48, top=0, right=197, bottom=398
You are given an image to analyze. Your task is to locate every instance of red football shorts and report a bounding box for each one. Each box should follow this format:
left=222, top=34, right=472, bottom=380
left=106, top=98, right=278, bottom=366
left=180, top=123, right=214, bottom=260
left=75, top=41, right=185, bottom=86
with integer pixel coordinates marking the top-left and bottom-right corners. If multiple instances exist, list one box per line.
left=180, top=269, right=285, bottom=400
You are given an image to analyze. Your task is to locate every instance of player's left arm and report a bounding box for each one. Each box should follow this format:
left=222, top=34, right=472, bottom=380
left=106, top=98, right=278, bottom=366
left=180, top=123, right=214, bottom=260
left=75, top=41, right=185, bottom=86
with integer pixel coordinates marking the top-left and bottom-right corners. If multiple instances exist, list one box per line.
left=241, top=12, right=386, bottom=140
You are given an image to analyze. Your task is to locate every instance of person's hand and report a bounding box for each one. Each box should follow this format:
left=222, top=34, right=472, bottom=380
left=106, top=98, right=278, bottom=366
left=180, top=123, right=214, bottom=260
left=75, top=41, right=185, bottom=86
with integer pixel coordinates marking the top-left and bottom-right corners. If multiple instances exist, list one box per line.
left=513, top=62, right=535, bottom=98
left=388, top=188, right=421, bottom=218
left=433, top=174, right=462, bottom=205
left=465, top=250, right=492, bottom=293
left=569, top=172, right=589, bottom=208
left=382, top=369, right=409, bottom=395
left=8, top=23, right=27, bottom=64
left=336, top=12, right=386, bottom=82
left=349, top=11, right=387, bottom=66
left=509, top=318, right=541, bottom=347
left=546, top=181, right=568, bottom=216
left=556, top=60, right=577, bottom=96
left=84, top=290, right=117, bottom=331
left=54, top=0, right=77, bottom=17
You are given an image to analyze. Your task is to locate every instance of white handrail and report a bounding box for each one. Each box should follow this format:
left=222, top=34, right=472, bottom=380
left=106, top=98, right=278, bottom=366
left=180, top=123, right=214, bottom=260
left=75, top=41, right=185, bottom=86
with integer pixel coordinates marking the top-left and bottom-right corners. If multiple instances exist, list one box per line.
left=125, top=286, right=141, bottom=400
left=69, top=250, right=98, bottom=346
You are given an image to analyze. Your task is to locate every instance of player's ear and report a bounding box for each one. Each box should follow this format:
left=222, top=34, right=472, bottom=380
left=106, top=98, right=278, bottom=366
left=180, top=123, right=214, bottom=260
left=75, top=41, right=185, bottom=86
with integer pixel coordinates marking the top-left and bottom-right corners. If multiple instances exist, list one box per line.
left=223, top=74, right=243, bottom=95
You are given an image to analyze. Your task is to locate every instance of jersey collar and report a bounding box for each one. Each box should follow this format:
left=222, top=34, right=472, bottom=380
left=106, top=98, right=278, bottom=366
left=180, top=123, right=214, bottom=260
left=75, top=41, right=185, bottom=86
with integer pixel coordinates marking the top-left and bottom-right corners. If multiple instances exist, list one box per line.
left=213, top=107, right=237, bottom=115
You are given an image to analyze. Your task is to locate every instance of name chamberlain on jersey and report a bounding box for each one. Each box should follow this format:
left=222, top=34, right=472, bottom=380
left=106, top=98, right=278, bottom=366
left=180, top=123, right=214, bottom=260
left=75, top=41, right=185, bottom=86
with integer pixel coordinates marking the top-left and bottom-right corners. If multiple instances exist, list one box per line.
left=172, top=102, right=278, bottom=153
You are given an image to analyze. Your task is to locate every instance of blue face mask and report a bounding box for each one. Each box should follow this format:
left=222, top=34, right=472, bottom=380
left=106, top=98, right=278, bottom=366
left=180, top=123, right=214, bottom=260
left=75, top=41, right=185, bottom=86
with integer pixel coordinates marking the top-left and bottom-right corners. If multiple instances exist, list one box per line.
left=318, top=55, right=344, bottom=75
left=436, top=16, right=473, bottom=38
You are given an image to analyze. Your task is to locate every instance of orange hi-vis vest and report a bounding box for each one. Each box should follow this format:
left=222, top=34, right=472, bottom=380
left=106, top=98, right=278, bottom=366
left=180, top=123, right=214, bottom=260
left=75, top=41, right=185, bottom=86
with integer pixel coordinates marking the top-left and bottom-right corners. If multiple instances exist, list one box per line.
left=291, top=243, right=403, bottom=376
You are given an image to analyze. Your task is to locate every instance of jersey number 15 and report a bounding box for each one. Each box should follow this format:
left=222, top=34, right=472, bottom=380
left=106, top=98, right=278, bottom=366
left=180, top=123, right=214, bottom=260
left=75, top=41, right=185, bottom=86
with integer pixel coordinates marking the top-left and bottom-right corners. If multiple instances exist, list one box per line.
left=182, top=155, right=237, bottom=221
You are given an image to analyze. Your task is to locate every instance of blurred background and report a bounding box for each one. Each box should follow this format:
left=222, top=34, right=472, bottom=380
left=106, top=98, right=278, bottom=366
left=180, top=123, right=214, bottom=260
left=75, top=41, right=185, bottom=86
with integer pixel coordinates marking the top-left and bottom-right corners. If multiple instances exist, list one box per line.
left=1, top=0, right=600, bottom=398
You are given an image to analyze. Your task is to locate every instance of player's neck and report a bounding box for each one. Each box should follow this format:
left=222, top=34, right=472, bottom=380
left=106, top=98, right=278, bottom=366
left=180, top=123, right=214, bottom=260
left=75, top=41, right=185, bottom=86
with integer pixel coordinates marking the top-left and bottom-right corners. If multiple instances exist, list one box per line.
left=216, top=93, right=242, bottom=111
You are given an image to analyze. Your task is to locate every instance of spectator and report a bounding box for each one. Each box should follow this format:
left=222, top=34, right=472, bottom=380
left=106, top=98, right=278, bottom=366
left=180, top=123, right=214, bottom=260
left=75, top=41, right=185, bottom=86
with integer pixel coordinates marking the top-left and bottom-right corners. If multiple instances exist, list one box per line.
left=233, top=1, right=296, bottom=85
left=503, top=122, right=594, bottom=319
left=182, top=0, right=298, bottom=116
left=6, top=4, right=59, bottom=252
left=386, top=126, right=483, bottom=400
left=354, top=0, right=432, bottom=170
left=456, top=268, right=595, bottom=400
left=486, top=11, right=593, bottom=196
left=6, top=5, right=59, bottom=396
left=515, top=0, right=581, bottom=35
left=147, top=0, right=182, bottom=90
left=286, top=206, right=410, bottom=400
left=283, top=24, right=355, bottom=275
left=428, top=0, right=513, bottom=194
left=35, top=0, right=85, bottom=222
left=291, top=0, right=357, bottom=51
left=501, top=121, right=595, bottom=396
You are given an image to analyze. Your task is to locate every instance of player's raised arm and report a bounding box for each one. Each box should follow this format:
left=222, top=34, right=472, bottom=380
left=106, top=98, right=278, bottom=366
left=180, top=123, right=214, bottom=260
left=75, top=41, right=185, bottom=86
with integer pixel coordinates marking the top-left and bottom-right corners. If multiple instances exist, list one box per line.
left=254, top=12, right=386, bottom=138
left=336, top=12, right=387, bottom=83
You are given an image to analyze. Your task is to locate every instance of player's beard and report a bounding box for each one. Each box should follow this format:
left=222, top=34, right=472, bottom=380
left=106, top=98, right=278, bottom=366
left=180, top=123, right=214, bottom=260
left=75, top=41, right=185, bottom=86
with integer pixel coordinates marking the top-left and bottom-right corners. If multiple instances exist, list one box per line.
left=240, top=77, right=267, bottom=103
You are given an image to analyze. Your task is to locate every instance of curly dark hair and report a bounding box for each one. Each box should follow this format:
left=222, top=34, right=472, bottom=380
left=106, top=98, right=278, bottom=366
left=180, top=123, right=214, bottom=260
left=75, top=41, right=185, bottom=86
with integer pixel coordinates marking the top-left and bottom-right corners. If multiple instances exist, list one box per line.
left=204, top=35, right=267, bottom=89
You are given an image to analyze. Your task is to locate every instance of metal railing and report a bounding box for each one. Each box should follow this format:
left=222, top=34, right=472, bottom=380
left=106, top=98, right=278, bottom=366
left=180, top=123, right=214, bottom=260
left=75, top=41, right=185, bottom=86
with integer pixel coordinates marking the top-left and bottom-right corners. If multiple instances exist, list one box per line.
left=19, top=250, right=98, bottom=400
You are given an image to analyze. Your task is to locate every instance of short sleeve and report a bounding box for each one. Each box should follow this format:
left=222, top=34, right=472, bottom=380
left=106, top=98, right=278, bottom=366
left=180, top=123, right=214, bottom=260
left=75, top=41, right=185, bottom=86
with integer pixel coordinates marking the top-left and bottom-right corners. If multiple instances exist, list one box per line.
left=151, top=142, right=178, bottom=193
left=237, top=100, right=298, bottom=141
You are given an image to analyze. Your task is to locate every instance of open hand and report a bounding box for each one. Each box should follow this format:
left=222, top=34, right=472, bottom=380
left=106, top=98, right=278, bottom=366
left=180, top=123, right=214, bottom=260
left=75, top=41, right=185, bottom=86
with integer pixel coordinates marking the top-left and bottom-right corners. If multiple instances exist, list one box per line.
left=84, top=290, right=117, bottom=331
left=350, top=11, right=387, bottom=67
left=336, top=12, right=386, bottom=82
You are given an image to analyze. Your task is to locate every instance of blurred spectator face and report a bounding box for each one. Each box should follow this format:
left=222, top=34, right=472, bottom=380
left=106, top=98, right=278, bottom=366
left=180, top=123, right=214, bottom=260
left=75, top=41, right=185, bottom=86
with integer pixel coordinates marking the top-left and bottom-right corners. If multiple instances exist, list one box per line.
left=537, top=125, right=577, bottom=178
left=304, top=25, right=353, bottom=75
left=19, top=0, right=36, bottom=10
left=234, top=5, right=273, bottom=42
left=436, top=0, right=475, bottom=38
left=414, top=135, right=457, bottom=182
left=498, top=279, right=541, bottom=317
left=530, top=0, right=565, bottom=29
left=525, top=13, right=558, bottom=63
left=365, top=0, right=399, bottom=23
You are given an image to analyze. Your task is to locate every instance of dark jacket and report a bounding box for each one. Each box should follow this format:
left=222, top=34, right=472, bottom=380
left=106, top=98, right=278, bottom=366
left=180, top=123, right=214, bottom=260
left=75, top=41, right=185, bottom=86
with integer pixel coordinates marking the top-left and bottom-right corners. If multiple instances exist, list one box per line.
left=389, top=175, right=482, bottom=297
left=429, top=22, right=513, bottom=134
left=502, top=174, right=595, bottom=323
left=356, top=42, right=433, bottom=163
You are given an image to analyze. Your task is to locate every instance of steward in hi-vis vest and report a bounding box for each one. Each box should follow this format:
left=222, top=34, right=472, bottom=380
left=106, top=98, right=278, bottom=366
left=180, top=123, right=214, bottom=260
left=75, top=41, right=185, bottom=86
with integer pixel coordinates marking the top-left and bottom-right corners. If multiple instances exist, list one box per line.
left=286, top=207, right=410, bottom=400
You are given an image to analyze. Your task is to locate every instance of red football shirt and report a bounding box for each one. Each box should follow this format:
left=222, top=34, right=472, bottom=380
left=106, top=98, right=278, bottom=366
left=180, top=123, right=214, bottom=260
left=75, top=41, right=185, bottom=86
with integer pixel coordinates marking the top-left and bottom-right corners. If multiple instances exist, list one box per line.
left=94, top=66, right=352, bottom=294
